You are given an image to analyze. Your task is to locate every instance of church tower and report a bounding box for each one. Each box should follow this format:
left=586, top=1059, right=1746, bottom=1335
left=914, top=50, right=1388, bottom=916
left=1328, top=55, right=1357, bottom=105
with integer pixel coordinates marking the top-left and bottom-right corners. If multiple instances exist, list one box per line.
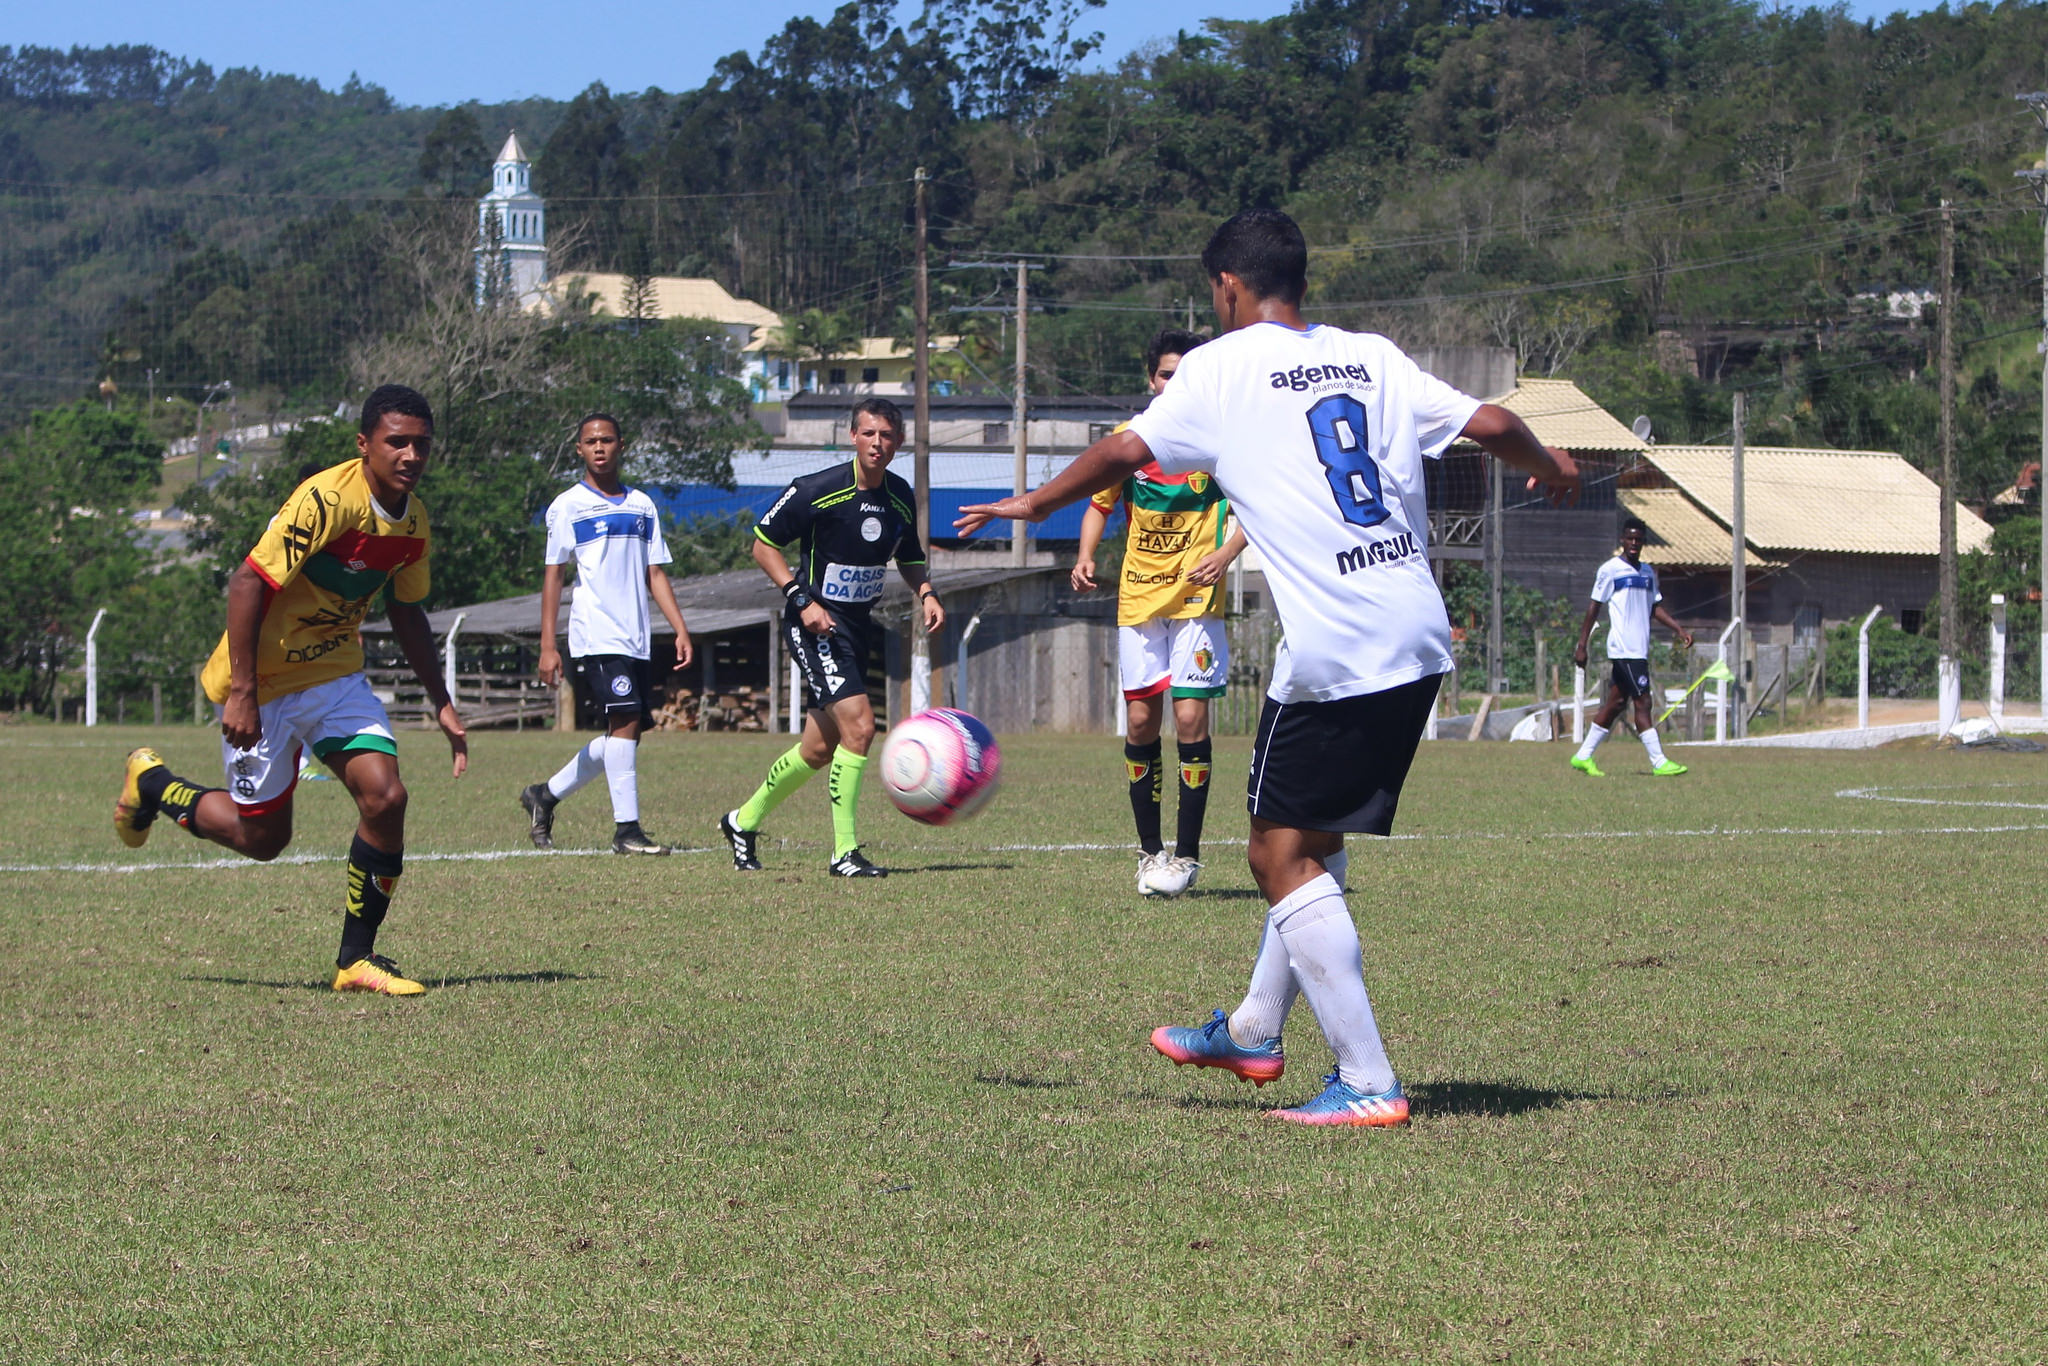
left=475, top=131, right=548, bottom=306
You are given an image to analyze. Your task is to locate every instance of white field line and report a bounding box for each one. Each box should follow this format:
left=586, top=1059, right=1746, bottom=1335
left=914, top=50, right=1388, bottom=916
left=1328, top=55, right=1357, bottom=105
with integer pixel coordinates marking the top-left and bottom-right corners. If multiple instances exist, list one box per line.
left=1835, top=783, right=2048, bottom=811
left=13, top=815, right=2048, bottom=875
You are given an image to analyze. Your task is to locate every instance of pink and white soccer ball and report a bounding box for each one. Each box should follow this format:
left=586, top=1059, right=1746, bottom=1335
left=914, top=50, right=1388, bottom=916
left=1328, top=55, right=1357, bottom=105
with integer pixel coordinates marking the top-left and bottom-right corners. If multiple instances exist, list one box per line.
left=878, top=708, right=1002, bottom=825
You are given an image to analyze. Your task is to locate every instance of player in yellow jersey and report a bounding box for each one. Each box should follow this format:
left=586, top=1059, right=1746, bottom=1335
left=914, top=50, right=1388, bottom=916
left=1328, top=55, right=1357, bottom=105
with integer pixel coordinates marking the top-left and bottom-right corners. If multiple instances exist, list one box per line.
left=112, top=385, right=468, bottom=996
left=1073, top=329, right=1247, bottom=897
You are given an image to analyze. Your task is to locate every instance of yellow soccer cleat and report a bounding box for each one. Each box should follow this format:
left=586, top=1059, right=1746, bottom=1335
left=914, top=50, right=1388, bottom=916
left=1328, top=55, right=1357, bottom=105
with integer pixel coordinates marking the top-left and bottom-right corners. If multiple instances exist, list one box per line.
left=332, top=954, right=427, bottom=996
left=114, top=747, right=166, bottom=848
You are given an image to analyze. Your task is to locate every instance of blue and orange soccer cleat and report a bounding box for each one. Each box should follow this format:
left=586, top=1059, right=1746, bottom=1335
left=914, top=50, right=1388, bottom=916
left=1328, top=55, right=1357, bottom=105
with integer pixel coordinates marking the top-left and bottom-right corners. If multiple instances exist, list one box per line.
left=1269, top=1073, right=1409, bottom=1127
left=1149, top=1008, right=1285, bottom=1086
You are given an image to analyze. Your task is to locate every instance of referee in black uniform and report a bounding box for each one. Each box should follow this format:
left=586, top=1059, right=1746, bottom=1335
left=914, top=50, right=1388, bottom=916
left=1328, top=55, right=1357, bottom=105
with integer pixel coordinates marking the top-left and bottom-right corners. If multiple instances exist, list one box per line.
left=718, top=397, right=946, bottom=876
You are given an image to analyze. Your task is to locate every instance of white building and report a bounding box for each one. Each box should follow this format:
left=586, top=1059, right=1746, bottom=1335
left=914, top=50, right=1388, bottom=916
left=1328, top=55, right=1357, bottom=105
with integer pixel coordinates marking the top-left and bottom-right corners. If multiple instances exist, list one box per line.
left=476, top=132, right=548, bottom=307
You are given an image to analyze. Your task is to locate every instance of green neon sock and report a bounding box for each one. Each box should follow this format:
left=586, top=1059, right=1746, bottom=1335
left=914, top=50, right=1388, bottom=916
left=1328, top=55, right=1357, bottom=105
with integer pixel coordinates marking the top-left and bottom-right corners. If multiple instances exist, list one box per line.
left=736, top=744, right=818, bottom=830
left=827, top=745, right=868, bottom=858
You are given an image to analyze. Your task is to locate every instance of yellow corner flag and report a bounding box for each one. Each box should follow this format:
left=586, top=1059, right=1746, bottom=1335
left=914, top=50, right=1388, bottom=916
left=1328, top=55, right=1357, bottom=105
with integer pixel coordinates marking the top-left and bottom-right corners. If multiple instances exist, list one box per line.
left=1657, top=658, right=1737, bottom=723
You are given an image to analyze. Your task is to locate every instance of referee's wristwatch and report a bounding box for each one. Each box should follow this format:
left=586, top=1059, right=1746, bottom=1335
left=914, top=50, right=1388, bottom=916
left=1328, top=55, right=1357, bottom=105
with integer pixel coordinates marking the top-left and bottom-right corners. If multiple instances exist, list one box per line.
left=783, top=580, right=815, bottom=613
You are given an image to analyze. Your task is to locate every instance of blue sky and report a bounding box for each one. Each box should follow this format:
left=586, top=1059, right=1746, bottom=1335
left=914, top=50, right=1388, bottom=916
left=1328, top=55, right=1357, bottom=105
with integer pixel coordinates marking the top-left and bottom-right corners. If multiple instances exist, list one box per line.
left=10, top=0, right=1940, bottom=108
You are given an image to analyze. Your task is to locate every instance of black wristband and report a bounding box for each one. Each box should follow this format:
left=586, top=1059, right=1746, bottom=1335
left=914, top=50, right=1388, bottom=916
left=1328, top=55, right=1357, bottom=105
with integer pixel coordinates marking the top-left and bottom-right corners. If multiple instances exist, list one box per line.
left=783, top=580, right=813, bottom=612
left=918, top=588, right=938, bottom=603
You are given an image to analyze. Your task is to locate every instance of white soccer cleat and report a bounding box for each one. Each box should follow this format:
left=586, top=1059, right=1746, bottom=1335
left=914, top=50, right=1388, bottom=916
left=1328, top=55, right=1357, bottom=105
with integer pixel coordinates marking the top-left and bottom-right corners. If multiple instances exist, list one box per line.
left=1138, top=851, right=1194, bottom=898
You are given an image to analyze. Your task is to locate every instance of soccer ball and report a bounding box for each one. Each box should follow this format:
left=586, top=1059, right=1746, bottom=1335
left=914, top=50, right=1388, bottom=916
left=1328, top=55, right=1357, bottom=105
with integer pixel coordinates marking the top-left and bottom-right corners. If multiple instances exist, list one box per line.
left=878, top=708, right=1002, bottom=825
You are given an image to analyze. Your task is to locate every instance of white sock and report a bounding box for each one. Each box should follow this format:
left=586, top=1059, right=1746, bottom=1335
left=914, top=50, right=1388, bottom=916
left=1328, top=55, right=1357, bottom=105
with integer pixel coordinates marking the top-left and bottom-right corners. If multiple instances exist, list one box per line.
left=1575, top=724, right=1610, bottom=762
left=1271, top=873, right=1396, bottom=1094
left=1229, top=916, right=1298, bottom=1046
left=546, top=736, right=607, bottom=801
left=1641, top=728, right=1667, bottom=765
left=603, top=736, right=639, bottom=824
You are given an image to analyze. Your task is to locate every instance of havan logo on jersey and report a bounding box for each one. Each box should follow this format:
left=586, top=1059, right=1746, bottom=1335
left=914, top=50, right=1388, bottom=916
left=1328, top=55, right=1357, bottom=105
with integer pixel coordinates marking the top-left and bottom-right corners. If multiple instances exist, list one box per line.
left=1334, top=530, right=1421, bottom=577
left=1269, top=362, right=1373, bottom=392
left=1132, top=511, right=1193, bottom=555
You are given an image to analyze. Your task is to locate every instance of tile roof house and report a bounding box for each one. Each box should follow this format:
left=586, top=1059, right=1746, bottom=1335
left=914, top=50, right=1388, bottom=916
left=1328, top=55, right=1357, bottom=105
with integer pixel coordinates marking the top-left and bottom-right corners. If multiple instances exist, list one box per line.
left=1616, top=445, right=1993, bottom=639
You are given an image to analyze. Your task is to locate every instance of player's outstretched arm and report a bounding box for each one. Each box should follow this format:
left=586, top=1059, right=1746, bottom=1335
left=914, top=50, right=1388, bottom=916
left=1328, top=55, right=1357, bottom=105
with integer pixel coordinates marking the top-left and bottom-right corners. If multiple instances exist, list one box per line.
left=220, top=562, right=275, bottom=750
left=957, top=429, right=1152, bottom=536
left=1461, top=404, right=1581, bottom=506
left=537, top=562, right=566, bottom=687
left=388, top=600, right=467, bottom=777
left=648, top=567, right=694, bottom=669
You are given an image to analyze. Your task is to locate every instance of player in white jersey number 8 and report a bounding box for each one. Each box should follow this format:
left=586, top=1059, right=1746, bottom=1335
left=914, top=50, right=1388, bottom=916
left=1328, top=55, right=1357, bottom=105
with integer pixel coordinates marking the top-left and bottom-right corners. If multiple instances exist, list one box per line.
left=959, top=209, right=1581, bottom=1127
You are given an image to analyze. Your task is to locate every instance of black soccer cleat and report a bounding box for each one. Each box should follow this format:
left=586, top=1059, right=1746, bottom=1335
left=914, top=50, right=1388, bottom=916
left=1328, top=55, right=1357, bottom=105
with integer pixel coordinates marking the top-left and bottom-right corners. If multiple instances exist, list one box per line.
left=612, top=823, right=671, bottom=856
left=828, top=848, right=887, bottom=878
left=718, top=809, right=762, bottom=871
left=518, top=783, right=558, bottom=850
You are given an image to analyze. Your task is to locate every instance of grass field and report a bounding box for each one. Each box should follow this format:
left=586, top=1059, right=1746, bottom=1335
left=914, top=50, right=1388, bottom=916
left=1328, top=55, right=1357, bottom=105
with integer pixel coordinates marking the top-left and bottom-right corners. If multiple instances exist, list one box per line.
left=4, top=724, right=2047, bottom=1363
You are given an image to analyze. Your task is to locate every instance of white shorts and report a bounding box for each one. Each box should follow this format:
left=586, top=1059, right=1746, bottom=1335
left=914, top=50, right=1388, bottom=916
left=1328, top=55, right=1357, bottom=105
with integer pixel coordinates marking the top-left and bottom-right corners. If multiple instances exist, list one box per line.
left=216, top=673, right=396, bottom=814
left=1119, top=616, right=1230, bottom=701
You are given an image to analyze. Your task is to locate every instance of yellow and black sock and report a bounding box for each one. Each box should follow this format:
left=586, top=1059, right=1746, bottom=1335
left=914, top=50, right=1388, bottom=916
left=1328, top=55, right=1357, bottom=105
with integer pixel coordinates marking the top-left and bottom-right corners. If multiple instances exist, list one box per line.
left=1125, top=739, right=1163, bottom=856
left=1174, top=738, right=1213, bottom=861
left=339, top=834, right=403, bottom=968
left=138, top=764, right=217, bottom=834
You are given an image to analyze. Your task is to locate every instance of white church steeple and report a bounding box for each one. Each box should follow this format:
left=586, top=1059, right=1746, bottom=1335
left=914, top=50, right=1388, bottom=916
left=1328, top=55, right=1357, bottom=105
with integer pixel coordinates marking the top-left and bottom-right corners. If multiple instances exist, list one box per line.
left=476, top=130, right=547, bottom=306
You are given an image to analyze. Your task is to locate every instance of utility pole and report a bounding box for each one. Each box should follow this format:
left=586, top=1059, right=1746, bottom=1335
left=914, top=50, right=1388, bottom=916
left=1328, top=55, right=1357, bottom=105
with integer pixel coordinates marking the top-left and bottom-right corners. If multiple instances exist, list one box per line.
left=1938, top=198, right=1960, bottom=736
left=2017, top=93, right=2048, bottom=716
left=911, top=167, right=932, bottom=713
left=1731, top=389, right=1746, bottom=738
left=1486, top=452, right=1503, bottom=694
left=1011, top=261, right=1029, bottom=568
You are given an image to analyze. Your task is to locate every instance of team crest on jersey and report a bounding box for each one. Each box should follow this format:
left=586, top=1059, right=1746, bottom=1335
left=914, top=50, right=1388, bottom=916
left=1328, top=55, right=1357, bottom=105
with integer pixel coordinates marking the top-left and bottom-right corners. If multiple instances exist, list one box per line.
left=610, top=674, right=634, bottom=697
left=1188, top=472, right=1209, bottom=494
left=861, top=516, right=883, bottom=542
left=1193, top=646, right=1215, bottom=675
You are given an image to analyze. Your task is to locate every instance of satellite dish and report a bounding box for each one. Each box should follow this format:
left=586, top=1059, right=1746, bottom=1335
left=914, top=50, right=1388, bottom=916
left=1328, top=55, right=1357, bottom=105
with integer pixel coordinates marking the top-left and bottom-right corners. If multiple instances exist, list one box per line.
left=1631, top=415, right=1654, bottom=442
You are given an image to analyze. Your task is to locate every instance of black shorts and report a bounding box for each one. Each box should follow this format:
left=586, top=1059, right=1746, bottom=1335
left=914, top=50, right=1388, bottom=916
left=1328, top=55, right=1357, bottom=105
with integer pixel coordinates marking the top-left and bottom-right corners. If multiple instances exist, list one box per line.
left=576, top=654, right=657, bottom=725
left=788, top=609, right=880, bottom=710
left=1245, top=674, right=1441, bottom=835
left=1609, top=659, right=1653, bottom=700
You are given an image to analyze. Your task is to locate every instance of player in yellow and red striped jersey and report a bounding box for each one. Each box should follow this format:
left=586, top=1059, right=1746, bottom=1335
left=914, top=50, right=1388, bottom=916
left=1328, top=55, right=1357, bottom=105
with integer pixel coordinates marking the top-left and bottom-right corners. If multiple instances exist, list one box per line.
left=113, top=384, right=468, bottom=996
left=1072, top=329, right=1248, bottom=897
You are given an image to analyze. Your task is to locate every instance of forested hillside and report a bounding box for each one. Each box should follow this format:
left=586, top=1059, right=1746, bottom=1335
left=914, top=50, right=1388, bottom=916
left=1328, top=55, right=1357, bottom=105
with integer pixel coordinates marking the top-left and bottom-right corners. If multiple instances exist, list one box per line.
left=4, top=2, right=2047, bottom=482
left=4, top=1, right=2047, bottom=715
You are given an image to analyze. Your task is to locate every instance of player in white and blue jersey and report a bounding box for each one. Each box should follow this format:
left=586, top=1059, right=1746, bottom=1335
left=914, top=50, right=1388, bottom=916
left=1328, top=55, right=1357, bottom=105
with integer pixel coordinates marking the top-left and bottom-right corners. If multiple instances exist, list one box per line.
left=1570, top=518, right=1694, bottom=777
left=958, top=210, right=1582, bottom=1126
left=519, top=413, right=695, bottom=853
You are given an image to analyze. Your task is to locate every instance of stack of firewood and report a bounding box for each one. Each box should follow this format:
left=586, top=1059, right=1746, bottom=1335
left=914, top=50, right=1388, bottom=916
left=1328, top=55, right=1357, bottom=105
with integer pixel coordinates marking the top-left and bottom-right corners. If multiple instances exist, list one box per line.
left=649, top=686, right=775, bottom=732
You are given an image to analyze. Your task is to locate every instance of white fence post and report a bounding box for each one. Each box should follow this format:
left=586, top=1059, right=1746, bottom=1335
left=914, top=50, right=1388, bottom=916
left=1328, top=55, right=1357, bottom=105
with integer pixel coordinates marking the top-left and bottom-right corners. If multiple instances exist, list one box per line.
left=83, top=608, right=108, bottom=726
left=1989, top=593, right=2007, bottom=723
left=1572, top=664, right=1585, bottom=744
left=1857, top=605, right=1882, bottom=730
left=955, top=613, right=983, bottom=714
left=1714, top=617, right=1742, bottom=743
left=442, top=613, right=466, bottom=711
left=789, top=657, right=801, bottom=734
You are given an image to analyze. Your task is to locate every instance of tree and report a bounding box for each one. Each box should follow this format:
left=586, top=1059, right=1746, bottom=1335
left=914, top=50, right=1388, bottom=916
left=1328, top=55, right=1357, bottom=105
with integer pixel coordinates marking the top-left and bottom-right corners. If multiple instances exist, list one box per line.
left=765, top=309, right=861, bottom=371
left=0, top=403, right=162, bottom=714
left=619, top=236, right=659, bottom=323
left=418, top=107, right=489, bottom=197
